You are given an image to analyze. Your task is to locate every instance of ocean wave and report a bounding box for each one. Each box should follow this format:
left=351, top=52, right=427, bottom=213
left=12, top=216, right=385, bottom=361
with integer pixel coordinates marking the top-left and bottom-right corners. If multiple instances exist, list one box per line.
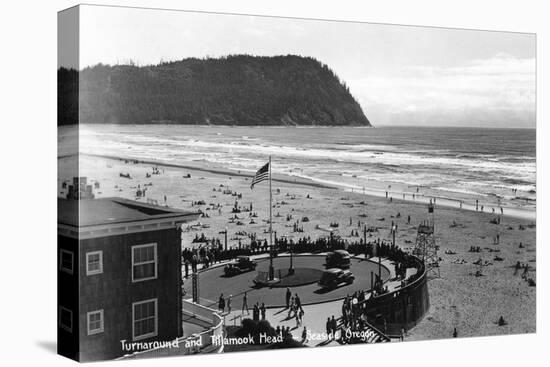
left=75, top=124, right=536, bottom=211
left=81, top=128, right=536, bottom=178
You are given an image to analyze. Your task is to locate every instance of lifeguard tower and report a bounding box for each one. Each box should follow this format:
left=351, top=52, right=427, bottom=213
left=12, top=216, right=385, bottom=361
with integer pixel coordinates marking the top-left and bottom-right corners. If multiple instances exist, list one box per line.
left=413, top=202, right=440, bottom=278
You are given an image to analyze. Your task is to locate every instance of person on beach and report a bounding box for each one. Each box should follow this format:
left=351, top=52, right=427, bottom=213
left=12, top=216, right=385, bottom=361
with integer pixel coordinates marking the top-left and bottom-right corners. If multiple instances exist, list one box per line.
left=260, top=303, right=266, bottom=320
left=522, top=265, right=529, bottom=279
left=286, top=288, right=292, bottom=308
left=184, top=260, right=189, bottom=278
left=295, top=293, right=302, bottom=312
left=253, top=303, right=259, bottom=321
left=326, top=317, right=332, bottom=340
left=514, top=261, right=522, bottom=276
left=218, top=294, right=225, bottom=313
left=242, top=292, right=249, bottom=315
left=191, top=255, right=198, bottom=273
left=288, top=296, right=295, bottom=318
left=301, top=326, right=308, bottom=343
left=330, top=315, right=337, bottom=338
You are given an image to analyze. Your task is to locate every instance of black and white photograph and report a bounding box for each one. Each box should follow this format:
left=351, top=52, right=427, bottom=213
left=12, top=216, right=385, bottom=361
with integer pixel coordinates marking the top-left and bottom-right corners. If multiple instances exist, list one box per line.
left=55, top=3, right=539, bottom=362
left=4, top=0, right=550, bottom=365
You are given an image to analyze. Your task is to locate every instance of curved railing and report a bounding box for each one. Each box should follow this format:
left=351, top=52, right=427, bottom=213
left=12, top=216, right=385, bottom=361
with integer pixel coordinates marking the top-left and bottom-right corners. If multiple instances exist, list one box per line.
left=118, top=300, right=224, bottom=359
left=359, top=255, right=429, bottom=338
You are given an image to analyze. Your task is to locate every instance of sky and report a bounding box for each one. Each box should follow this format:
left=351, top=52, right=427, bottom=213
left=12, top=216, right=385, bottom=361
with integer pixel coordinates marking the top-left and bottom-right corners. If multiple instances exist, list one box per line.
left=74, top=4, right=536, bottom=128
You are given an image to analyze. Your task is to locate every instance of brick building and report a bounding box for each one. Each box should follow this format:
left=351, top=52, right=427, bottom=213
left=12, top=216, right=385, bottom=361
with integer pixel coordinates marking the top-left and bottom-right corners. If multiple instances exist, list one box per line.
left=57, top=197, right=200, bottom=361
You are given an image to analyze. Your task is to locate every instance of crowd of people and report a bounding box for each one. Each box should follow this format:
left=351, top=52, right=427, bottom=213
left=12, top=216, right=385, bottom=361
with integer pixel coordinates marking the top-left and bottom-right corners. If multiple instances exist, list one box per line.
left=325, top=316, right=338, bottom=340
left=178, top=209, right=427, bottom=344
left=181, top=228, right=420, bottom=280
left=514, top=261, right=536, bottom=286
left=341, top=291, right=367, bottom=331
left=285, top=288, right=305, bottom=327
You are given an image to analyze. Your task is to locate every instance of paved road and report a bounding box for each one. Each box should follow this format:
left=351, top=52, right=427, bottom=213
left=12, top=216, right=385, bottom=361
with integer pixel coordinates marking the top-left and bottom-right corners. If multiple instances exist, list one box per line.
left=220, top=257, right=398, bottom=347
left=184, top=255, right=390, bottom=309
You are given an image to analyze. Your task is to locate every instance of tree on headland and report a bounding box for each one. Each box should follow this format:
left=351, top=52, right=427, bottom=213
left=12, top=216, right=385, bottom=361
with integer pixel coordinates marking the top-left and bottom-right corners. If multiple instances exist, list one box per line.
left=57, top=67, right=79, bottom=126
left=58, top=55, right=371, bottom=126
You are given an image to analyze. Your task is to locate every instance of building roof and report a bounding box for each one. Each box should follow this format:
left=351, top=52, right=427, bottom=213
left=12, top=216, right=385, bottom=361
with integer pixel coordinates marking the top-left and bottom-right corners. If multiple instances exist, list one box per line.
left=58, top=197, right=199, bottom=228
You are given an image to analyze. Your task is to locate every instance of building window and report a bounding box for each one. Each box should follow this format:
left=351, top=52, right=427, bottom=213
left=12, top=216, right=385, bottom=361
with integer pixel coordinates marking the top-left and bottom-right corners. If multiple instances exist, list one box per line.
left=131, top=243, right=157, bottom=282
left=87, top=310, right=104, bottom=335
left=86, top=251, right=103, bottom=275
left=59, top=307, right=73, bottom=333
left=132, top=299, right=158, bottom=340
left=60, top=249, right=74, bottom=274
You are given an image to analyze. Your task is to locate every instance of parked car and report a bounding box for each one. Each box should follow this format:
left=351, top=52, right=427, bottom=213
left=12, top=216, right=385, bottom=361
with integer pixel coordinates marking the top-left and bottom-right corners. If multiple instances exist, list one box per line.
left=318, top=268, right=355, bottom=289
left=325, top=250, right=351, bottom=269
left=224, top=256, right=257, bottom=276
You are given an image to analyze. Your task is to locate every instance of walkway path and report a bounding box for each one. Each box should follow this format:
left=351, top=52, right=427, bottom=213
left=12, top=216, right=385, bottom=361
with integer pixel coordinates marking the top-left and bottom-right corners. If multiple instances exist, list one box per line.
left=219, top=255, right=399, bottom=347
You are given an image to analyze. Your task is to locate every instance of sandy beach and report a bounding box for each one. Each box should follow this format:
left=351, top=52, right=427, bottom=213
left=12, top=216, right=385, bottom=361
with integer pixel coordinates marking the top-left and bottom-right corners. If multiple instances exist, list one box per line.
left=58, top=154, right=536, bottom=340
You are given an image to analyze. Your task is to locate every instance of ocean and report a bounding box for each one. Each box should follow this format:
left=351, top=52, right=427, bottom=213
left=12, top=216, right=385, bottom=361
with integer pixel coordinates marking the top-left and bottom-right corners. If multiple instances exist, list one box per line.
left=71, top=124, right=536, bottom=218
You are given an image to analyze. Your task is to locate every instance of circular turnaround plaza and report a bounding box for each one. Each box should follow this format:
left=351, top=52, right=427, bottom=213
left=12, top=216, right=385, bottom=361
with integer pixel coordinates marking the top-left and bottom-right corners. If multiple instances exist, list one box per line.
left=184, top=255, right=391, bottom=309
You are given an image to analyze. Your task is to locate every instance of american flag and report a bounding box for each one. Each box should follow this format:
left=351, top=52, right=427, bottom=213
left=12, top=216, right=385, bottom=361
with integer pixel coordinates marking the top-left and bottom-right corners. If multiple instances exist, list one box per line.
left=250, top=162, right=269, bottom=189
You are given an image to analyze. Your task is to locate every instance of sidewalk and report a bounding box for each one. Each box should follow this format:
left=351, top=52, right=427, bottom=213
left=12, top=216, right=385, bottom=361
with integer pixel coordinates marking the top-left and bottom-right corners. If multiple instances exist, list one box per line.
left=223, top=300, right=343, bottom=347
left=217, top=254, right=410, bottom=347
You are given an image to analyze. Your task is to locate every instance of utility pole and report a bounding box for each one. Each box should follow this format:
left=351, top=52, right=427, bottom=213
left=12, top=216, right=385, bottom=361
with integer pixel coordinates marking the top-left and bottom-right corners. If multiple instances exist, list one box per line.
left=268, top=156, right=274, bottom=280
left=219, top=228, right=228, bottom=251
left=378, top=253, right=382, bottom=285
left=224, top=228, right=228, bottom=251
left=392, top=221, right=397, bottom=247
left=363, top=225, right=368, bottom=258
left=289, top=240, right=294, bottom=275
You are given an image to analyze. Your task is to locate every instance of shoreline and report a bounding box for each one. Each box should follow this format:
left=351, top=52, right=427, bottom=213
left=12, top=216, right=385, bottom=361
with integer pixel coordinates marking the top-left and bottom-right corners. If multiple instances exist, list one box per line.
left=75, top=153, right=535, bottom=221
left=79, top=153, right=338, bottom=190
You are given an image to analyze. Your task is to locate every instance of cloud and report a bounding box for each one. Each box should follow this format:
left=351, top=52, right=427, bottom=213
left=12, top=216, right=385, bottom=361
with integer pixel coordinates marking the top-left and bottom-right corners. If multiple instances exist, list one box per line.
left=349, top=54, right=535, bottom=127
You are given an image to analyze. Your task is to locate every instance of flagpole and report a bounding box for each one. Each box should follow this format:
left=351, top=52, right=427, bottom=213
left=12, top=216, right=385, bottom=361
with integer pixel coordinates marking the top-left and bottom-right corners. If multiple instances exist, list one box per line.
left=268, top=156, right=274, bottom=280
